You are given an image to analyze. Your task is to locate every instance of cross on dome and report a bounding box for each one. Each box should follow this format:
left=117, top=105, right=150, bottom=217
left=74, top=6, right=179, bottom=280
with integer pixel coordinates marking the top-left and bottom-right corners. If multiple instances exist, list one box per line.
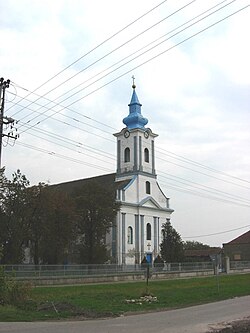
left=132, top=75, right=136, bottom=89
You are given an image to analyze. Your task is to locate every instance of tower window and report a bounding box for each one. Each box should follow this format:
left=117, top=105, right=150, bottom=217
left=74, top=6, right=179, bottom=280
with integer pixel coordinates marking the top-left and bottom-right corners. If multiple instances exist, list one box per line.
left=146, top=181, right=151, bottom=194
left=146, top=223, right=151, bottom=240
left=124, top=147, right=130, bottom=162
left=127, top=226, right=133, bottom=244
left=144, top=148, right=149, bottom=163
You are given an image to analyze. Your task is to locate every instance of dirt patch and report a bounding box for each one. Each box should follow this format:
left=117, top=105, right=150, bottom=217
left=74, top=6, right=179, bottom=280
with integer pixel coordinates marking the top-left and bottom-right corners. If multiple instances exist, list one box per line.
left=208, top=317, right=250, bottom=333
left=37, top=301, right=116, bottom=319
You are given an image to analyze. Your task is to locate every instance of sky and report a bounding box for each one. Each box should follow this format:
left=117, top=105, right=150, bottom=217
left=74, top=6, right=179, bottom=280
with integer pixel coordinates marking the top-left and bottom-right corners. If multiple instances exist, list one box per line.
left=1, top=0, right=250, bottom=248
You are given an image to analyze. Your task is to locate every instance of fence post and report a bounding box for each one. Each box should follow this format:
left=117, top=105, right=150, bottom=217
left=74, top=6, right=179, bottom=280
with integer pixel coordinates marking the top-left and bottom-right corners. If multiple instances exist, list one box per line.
left=225, top=256, right=230, bottom=274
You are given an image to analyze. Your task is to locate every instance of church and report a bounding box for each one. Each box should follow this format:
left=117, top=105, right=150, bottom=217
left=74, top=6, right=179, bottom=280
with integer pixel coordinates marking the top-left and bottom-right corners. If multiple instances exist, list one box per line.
left=56, top=82, right=174, bottom=265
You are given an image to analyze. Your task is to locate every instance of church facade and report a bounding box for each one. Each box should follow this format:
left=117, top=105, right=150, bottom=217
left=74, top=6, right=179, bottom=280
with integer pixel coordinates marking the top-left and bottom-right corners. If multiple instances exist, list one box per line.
left=110, top=83, right=174, bottom=264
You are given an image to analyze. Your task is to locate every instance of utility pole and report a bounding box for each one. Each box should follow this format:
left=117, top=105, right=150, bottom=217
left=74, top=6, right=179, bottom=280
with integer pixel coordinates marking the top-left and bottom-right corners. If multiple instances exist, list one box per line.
left=0, top=77, right=18, bottom=168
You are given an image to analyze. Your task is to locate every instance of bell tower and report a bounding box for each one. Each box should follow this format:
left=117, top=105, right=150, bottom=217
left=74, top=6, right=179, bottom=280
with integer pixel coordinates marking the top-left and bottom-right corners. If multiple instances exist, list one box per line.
left=112, top=79, right=174, bottom=265
left=114, top=81, right=158, bottom=179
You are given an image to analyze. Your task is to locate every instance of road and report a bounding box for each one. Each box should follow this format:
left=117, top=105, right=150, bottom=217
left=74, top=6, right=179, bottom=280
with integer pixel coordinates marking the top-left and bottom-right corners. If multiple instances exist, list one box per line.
left=0, top=296, right=250, bottom=333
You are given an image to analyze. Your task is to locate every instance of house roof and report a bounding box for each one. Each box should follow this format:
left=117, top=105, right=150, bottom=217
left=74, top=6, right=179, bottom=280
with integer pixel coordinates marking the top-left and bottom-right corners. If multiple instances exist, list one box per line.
left=223, top=230, right=250, bottom=245
left=184, top=248, right=222, bottom=257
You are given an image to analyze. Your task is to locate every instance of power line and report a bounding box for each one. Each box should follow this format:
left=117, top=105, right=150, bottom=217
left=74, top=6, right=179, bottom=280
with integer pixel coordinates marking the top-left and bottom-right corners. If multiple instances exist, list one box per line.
left=8, top=87, right=117, bottom=131
left=9, top=129, right=250, bottom=208
left=183, top=224, right=250, bottom=239
left=157, top=155, right=250, bottom=190
left=21, top=127, right=115, bottom=164
left=160, top=180, right=250, bottom=208
left=158, top=174, right=250, bottom=206
left=20, top=0, right=198, bottom=124
left=7, top=0, right=170, bottom=116
left=68, top=3, right=248, bottom=109
left=15, top=141, right=114, bottom=173
left=12, top=114, right=250, bottom=205
left=8, top=100, right=250, bottom=194
left=8, top=104, right=250, bottom=198
left=7, top=92, right=115, bottom=137
left=7, top=86, right=250, bottom=190
left=16, top=3, right=248, bottom=137
left=157, top=146, right=250, bottom=186
left=8, top=0, right=228, bottom=129
left=8, top=100, right=250, bottom=193
left=7, top=16, right=249, bottom=193
left=15, top=0, right=238, bottom=132
left=14, top=0, right=197, bottom=127
left=15, top=104, right=250, bottom=193
left=18, top=119, right=114, bottom=144
left=1, top=6, right=248, bottom=205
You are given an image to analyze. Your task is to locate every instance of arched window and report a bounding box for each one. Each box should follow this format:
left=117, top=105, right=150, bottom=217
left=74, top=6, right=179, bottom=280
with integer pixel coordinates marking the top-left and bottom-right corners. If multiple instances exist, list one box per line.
left=127, top=226, right=133, bottom=244
left=124, top=147, right=130, bottom=162
left=146, top=223, right=151, bottom=240
left=144, top=148, right=149, bottom=163
left=146, top=181, right=151, bottom=194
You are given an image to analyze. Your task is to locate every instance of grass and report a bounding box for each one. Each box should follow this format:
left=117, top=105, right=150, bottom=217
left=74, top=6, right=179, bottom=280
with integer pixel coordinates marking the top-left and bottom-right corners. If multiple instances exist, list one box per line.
left=0, top=273, right=250, bottom=321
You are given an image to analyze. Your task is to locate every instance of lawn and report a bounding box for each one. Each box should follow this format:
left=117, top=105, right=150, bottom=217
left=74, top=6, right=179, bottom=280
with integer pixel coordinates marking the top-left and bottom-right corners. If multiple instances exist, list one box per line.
left=0, top=273, right=250, bottom=321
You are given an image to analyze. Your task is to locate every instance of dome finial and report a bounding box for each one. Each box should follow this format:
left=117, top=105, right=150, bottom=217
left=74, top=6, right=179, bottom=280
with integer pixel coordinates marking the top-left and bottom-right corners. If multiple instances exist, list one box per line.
left=132, top=75, right=136, bottom=89
left=123, top=78, right=148, bottom=129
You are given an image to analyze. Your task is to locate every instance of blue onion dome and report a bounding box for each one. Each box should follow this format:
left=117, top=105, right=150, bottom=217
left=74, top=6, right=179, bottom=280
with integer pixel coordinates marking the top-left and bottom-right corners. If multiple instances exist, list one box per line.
left=123, top=84, right=148, bottom=129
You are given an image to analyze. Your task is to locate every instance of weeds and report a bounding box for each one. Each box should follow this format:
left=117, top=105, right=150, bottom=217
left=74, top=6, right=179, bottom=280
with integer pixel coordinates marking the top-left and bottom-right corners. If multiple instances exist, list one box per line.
left=0, top=266, right=32, bottom=306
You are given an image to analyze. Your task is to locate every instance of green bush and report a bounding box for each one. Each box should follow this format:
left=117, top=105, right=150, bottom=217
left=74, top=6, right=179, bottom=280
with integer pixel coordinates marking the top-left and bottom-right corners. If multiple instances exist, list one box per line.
left=0, top=266, right=31, bottom=306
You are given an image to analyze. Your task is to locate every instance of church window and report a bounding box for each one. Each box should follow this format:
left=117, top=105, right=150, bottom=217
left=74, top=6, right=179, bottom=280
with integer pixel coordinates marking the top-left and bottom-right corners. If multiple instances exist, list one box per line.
left=127, top=226, right=133, bottom=244
left=161, top=228, right=164, bottom=241
left=144, top=148, right=149, bottom=162
left=146, top=223, right=151, bottom=240
left=146, top=181, right=151, bottom=194
left=124, top=147, right=130, bottom=162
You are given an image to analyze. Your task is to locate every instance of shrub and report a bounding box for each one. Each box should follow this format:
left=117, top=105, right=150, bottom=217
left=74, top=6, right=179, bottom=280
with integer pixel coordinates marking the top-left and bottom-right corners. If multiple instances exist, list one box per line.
left=0, top=266, right=31, bottom=306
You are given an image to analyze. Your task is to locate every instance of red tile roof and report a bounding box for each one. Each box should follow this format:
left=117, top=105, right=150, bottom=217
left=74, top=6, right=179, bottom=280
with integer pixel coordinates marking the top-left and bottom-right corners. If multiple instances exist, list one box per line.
left=224, top=230, right=250, bottom=245
left=184, top=248, right=221, bottom=257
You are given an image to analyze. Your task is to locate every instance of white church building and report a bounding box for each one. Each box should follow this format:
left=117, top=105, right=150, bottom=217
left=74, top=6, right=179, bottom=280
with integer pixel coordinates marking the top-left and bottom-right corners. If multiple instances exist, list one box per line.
left=55, top=83, right=174, bottom=265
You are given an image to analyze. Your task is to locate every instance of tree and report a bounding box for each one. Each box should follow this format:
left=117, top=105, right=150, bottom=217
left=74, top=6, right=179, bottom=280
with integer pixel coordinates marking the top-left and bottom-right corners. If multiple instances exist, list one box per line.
left=0, top=169, right=77, bottom=265
left=0, top=167, right=7, bottom=204
left=73, top=180, right=120, bottom=264
left=160, top=220, right=184, bottom=262
left=0, top=170, right=30, bottom=264
left=27, top=184, right=76, bottom=265
left=183, top=240, right=210, bottom=250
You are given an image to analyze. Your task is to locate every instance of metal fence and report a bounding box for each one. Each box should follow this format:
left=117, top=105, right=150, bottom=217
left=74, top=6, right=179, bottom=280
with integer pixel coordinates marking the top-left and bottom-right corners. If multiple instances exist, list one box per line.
left=161, top=262, right=213, bottom=272
left=2, top=261, right=250, bottom=281
left=2, top=262, right=214, bottom=279
left=3, top=264, right=143, bottom=279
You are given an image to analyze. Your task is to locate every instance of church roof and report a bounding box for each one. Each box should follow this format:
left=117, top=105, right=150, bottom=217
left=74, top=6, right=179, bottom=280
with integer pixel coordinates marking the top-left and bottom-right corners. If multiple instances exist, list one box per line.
left=51, top=173, right=131, bottom=194
left=52, top=173, right=116, bottom=194
left=123, top=85, right=148, bottom=130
